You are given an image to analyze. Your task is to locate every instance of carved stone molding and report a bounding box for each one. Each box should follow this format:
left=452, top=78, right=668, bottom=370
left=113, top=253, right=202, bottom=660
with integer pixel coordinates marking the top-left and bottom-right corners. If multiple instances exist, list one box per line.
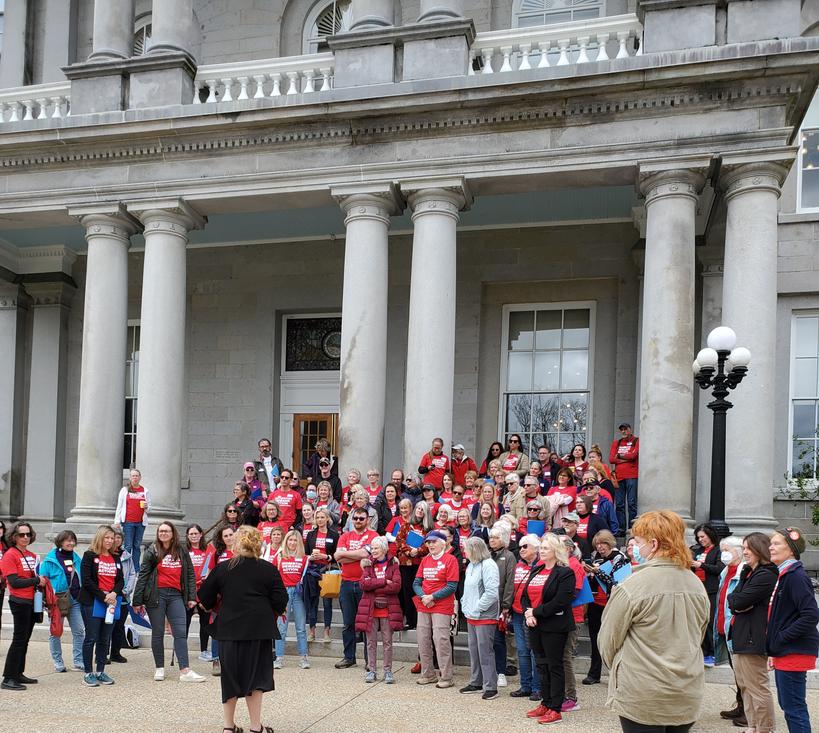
left=0, top=283, right=29, bottom=311
left=640, top=169, right=706, bottom=207
left=721, top=162, right=789, bottom=202
left=69, top=202, right=141, bottom=244
left=24, top=280, right=76, bottom=308
left=401, top=177, right=473, bottom=220
left=127, top=198, right=206, bottom=239
left=331, top=183, right=404, bottom=226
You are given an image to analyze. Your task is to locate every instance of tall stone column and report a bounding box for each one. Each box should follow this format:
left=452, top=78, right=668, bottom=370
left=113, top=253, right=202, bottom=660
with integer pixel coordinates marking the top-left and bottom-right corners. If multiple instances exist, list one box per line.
left=23, top=281, right=76, bottom=522
left=418, top=0, right=464, bottom=22
left=350, top=0, right=396, bottom=30
left=637, top=168, right=705, bottom=519
left=400, top=178, right=471, bottom=468
left=89, top=0, right=137, bottom=60
left=42, top=0, right=79, bottom=83
left=128, top=200, right=204, bottom=522
left=694, top=246, right=723, bottom=522
left=68, top=206, right=140, bottom=525
left=149, top=0, right=195, bottom=56
left=0, top=283, right=29, bottom=518
left=332, top=184, right=402, bottom=476
left=721, top=161, right=788, bottom=534
left=0, top=0, right=29, bottom=88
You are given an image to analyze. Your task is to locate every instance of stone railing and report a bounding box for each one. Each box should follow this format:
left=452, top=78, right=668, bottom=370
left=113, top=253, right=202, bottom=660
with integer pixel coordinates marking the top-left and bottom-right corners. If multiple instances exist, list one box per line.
left=0, top=81, right=71, bottom=123
left=193, top=52, right=336, bottom=103
left=470, top=13, right=643, bottom=75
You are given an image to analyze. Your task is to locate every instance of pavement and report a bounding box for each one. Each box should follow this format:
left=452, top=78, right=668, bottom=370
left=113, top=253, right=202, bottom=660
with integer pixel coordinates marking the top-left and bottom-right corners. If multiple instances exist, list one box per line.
left=3, top=640, right=819, bottom=733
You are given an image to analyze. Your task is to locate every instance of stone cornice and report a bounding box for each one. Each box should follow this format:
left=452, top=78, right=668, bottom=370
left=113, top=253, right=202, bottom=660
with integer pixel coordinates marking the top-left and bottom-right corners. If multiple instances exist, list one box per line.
left=62, top=51, right=197, bottom=81
left=23, top=279, right=76, bottom=307
left=328, top=19, right=476, bottom=50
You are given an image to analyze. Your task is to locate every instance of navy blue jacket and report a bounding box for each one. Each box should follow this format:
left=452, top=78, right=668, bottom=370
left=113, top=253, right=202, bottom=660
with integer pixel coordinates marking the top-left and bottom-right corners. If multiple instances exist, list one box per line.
left=765, top=561, right=819, bottom=658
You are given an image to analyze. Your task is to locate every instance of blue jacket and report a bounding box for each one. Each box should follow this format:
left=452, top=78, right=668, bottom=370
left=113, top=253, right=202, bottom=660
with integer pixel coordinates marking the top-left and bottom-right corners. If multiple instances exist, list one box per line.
left=40, top=548, right=82, bottom=594
left=765, top=561, right=819, bottom=658
left=596, top=496, right=619, bottom=536
left=714, top=563, right=744, bottom=651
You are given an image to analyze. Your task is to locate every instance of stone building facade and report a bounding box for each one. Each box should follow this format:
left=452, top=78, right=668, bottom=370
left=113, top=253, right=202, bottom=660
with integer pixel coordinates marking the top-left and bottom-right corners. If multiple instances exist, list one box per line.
left=0, top=0, right=817, bottom=546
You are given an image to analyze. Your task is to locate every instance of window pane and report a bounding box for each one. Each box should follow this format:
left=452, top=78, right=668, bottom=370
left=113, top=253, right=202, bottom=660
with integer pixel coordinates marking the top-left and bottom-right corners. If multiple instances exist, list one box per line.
left=801, top=129, right=819, bottom=209
left=544, top=10, right=571, bottom=23
left=795, top=317, right=819, bottom=358
left=557, top=433, right=576, bottom=456
left=563, top=309, right=590, bottom=348
left=508, top=352, right=533, bottom=390
left=508, top=311, right=534, bottom=350
left=793, top=401, right=818, bottom=439
left=506, top=394, right=532, bottom=433
left=533, top=352, right=560, bottom=390
left=561, top=350, right=589, bottom=390
left=535, top=310, right=561, bottom=350
left=531, top=394, right=560, bottom=433
left=792, top=440, right=816, bottom=479
left=574, top=9, right=600, bottom=20
left=794, top=358, right=819, bottom=397
left=560, top=393, right=588, bottom=435
left=518, top=15, right=545, bottom=27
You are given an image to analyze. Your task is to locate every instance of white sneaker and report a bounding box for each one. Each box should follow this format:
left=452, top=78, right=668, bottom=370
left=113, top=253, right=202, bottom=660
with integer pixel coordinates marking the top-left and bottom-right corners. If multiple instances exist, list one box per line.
left=154, top=668, right=165, bottom=681
left=198, top=651, right=212, bottom=662
left=299, top=657, right=310, bottom=669
left=179, top=669, right=205, bottom=683
left=273, top=659, right=283, bottom=669
left=496, top=673, right=507, bottom=687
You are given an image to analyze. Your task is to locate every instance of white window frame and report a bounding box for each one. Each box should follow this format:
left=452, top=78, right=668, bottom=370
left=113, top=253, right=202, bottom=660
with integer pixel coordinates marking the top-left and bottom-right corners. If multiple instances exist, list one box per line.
left=787, top=310, right=819, bottom=485
left=796, top=92, right=819, bottom=213
left=302, top=0, right=352, bottom=55
left=498, top=301, right=596, bottom=457
left=133, top=12, right=152, bottom=55
left=512, top=0, right=606, bottom=29
left=123, top=319, right=140, bottom=477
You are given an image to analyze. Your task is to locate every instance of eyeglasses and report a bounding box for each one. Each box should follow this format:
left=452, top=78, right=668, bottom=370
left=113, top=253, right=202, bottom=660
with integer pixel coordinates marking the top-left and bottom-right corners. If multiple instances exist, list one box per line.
left=281, top=475, right=292, bottom=480
left=17, top=531, right=31, bottom=537
left=157, top=529, right=172, bottom=534
left=505, top=482, right=516, bottom=487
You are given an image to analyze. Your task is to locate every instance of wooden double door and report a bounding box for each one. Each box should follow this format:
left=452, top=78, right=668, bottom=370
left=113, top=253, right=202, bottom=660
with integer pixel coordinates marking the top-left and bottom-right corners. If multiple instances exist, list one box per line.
left=292, top=413, right=338, bottom=481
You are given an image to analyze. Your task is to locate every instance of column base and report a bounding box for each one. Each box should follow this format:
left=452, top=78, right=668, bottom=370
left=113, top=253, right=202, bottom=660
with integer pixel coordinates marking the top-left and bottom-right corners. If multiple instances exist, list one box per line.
left=62, top=59, right=128, bottom=114
left=723, top=514, right=778, bottom=537
left=128, top=52, right=197, bottom=108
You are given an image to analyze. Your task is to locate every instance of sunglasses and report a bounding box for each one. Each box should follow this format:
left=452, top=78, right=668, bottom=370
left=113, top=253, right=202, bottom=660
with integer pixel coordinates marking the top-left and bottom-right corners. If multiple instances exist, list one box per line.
left=453, top=492, right=463, bottom=496
left=527, top=507, right=540, bottom=512
left=353, top=516, right=368, bottom=521
left=226, top=509, right=238, bottom=514
left=245, top=467, right=255, bottom=472
left=509, top=439, right=520, bottom=443
left=17, top=531, right=32, bottom=537
left=505, top=482, right=516, bottom=486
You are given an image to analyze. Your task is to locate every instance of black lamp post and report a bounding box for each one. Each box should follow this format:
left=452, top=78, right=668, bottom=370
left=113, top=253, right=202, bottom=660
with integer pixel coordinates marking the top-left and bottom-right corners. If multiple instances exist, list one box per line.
left=692, top=326, right=751, bottom=539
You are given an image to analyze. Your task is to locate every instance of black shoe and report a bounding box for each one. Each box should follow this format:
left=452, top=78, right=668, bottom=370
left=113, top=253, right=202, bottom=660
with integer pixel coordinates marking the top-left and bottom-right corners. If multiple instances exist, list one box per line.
left=482, top=689, right=499, bottom=700
left=334, top=658, right=356, bottom=669
left=720, top=704, right=745, bottom=720
left=582, top=676, right=599, bottom=685
left=510, top=688, right=532, bottom=698
left=1, top=679, right=26, bottom=691
left=16, top=675, right=37, bottom=684
left=529, top=692, right=541, bottom=701
left=459, top=684, right=482, bottom=694
left=109, top=654, right=128, bottom=663
left=505, top=664, right=518, bottom=677
left=732, top=716, right=748, bottom=728
left=103, top=658, right=111, bottom=665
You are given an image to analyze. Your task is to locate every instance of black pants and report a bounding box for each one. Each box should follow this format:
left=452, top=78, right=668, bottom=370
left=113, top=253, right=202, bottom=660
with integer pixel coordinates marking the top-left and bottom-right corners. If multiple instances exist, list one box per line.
left=185, top=606, right=211, bottom=652
left=3, top=599, right=35, bottom=680
left=587, top=602, right=604, bottom=680
left=110, top=602, right=128, bottom=655
left=619, top=718, right=694, bottom=733
left=702, top=593, right=717, bottom=657
left=399, top=565, right=418, bottom=628
left=529, top=628, right=568, bottom=713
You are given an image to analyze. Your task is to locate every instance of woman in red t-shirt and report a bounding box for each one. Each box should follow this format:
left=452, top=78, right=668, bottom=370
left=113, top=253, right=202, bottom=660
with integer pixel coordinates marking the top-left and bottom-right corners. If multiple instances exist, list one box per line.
left=395, top=502, right=433, bottom=630
left=418, top=438, right=450, bottom=489
left=275, top=531, right=309, bottom=669
left=557, top=444, right=589, bottom=480
left=0, top=522, right=46, bottom=690
left=133, top=522, right=202, bottom=684
left=304, top=507, right=339, bottom=643
left=297, top=503, right=317, bottom=542
left=184, top=524, right=212, bottom=661
left=257, top=501, right=286, bottom=542
left=478, top=442, right=504, bottom=477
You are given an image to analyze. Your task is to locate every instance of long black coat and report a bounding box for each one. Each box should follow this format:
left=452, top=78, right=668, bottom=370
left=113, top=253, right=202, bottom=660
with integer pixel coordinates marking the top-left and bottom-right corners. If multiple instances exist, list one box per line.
left=727, top=562, right=777, bottom=655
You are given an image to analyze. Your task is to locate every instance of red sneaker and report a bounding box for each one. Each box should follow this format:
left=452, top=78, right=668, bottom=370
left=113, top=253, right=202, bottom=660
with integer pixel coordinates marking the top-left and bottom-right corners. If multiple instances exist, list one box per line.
left=538, top=710, right=563, bottom=725
left=410, top=662, right=422, bottom=674
left=526, top=705, right=548, bottom=718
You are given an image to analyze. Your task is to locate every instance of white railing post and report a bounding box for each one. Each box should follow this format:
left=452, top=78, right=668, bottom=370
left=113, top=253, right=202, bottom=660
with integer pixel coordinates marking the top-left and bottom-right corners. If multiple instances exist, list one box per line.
left=519, top=43, right=532, bottom=70
left=253, top=74, right=266, bottom=98
left=220, top=78, right=234, bottom=102
left=205, top=80, right=218, bottom=103
left=237, top=76, right=250, bottom=100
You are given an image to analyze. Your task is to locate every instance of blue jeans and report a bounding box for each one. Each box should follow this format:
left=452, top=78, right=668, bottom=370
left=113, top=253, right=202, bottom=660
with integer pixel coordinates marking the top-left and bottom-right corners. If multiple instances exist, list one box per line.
left=511, top=610, right=540, bottom=694
left=616, top=478, right=639, bottom=532
left=276, top=586, right=308, bottom=658
left=80, top=604, right=113, bottom=674
left=493, top=623, right=507, bottom=674
left=122, top=521, right=146, bottom=571
left=775, top=669, right=812, bottom=733
left=339, top=579, right=363, bottom=662
left=49, top=596, right=85, bottom=670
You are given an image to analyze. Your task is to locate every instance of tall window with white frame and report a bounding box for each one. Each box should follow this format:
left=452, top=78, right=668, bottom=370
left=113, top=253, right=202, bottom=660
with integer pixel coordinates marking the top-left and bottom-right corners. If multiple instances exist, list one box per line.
left=124, top=323, right=140, bottom=470
left=791, top=314, right=819, bottom=480
left=304, top=0, right=351, bottom=54
left=513, top=0, right=604, bottom=28
left=799, top=126, right=819, bottom=211
left=501, top=305, right=593, bottom=457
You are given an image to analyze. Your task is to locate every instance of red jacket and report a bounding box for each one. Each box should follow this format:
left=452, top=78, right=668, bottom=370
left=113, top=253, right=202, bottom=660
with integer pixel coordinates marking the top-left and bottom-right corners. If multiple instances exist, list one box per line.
left=354, top=558, right=403, bottom=632
left=43, top=579, right=64, bottom=638
left=609, top=437, right=639, bottom=480
left=451, top=456, right=478, bottom=486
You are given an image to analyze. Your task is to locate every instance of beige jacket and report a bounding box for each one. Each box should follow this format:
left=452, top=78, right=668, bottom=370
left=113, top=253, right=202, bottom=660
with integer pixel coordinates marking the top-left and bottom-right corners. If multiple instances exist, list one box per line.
left=598, top=558, right=710, bottom=727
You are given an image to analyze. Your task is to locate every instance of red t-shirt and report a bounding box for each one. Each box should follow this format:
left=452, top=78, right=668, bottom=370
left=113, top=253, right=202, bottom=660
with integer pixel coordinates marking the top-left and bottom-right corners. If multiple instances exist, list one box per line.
left=419, top=453, right=450, bottom=489
left=157, top=553, right=183, bottom=590
left=694, top=550, right=708, bottom=583
left=271, top=489, right=303, bottom=528
left=414, top=552, right=459, bottom=615
left=124, top=487, right=147, bottom=523
left=96, top=554, right=118, bottom=593
left=301, top=523, right=316, bottom=542
left=337, top=529, right=379, bottom=582
left=189, top=548, right=208, bottom=588
left=547, top=485, right=577, bottom=513
left=525, top=565, right=552, bottom=607
left=277, top=555, right=308, bottom=587
left=511, top=561, right=531, bottom=614
left=365, top=485, right=382, bottom=504
left=502, top=452, right=523, bottom=473
left=577, top=516, right=590, bottom=540
left=371, top=561, right=390, bottom=617
left=257, top=521, right=281, bottom=542
left=0, top=548, right=38, bottom=600
left=312, top=531, right=332, bottom=566
left=717, top=564, right=738, bottom=634
left=456, top=527, right=472, bottom=551
left=216, top=550, right=233, bottom=564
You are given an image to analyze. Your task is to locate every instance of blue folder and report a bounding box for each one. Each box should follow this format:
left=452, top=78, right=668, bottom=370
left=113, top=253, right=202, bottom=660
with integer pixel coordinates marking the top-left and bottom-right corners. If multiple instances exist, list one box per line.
left=406, top=531, right=425, bottom=549
left=92, top=596, right=122, bottom=620
left=526, top=520, right=546, bottom=537
left=572, top=577, right=594, bottom=607
left=596, top=560, right=632, bottom=594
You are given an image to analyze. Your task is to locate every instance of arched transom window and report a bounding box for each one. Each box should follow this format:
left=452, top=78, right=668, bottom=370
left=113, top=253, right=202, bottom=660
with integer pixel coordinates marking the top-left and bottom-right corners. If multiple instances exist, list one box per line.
left=304, top=0, right=352, bottom=55
left=514, top=0, right=605, bottom=28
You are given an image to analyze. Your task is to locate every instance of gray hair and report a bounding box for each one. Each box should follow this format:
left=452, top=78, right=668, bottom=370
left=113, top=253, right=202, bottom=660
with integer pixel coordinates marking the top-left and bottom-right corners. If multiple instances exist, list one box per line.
left=464, top=536, right=492, bottom=563
left=488, top=526, right=510, bottom=548
left=370, top=536, right=389, bottom=553
left=519, top=533, right=542, bottom=548
left=720, top=535, right=744, bottom=561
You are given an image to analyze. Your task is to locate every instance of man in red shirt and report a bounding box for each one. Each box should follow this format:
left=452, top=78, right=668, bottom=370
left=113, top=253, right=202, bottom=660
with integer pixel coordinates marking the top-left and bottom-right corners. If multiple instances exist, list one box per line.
left=609, top=423, right=639, bottom=533
left=270, top=469, right=303, bottom=530
left=334, top=509, right=379, bottom=669
left=450, top=444, right=477, bottom=486
left=418, top=438, right=450, bottom=490
left=413, top=531, right=459, bottom=687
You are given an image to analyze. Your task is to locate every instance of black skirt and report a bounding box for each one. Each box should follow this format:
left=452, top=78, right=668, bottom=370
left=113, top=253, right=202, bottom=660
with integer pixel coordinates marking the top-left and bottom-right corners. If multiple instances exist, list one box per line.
left=219, top=638, right=275, bottom=703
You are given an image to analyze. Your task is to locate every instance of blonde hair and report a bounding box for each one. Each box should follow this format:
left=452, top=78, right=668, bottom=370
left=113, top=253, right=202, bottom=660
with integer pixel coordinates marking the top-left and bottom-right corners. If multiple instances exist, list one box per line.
left=232, top=525, right=262, bottom=561
left=540, top=533, right=569, bottom=566
left=281, top=530, right=305, bottom=559
left=89, top=525, right=116, bottom=555
left=592, top=530, right=617, bottom=549
left=631, top=511, right=693, bottom=570
left=351, top=484, right=368, bottom=503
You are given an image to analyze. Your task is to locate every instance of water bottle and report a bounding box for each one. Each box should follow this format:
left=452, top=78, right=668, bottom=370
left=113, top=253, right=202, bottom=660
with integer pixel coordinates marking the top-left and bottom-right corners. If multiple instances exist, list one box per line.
left=104, top=602, right=115, bottom=625
left=33, top=590, right=43, bottom=613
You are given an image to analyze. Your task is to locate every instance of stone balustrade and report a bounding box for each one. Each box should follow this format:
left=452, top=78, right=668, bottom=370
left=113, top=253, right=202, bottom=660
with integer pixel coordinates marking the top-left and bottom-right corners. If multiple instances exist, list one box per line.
left=193, top=53, right=336, bottom=104
left=0, top=81, right=71, bottom=123
left=470, top=13, right=642, bottom=75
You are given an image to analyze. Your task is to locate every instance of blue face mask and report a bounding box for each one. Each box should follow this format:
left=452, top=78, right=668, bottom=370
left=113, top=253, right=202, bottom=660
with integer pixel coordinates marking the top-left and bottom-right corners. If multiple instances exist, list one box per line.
left=632, top=542, right=647, bottom=565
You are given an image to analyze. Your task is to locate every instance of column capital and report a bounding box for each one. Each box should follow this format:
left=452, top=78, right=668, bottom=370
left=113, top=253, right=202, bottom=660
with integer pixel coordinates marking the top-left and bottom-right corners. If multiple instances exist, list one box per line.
left=22, top=279, right=77, bottom=308
left=720, top=161, right=789, bottom=202
left=127, top=198, right=206, bottom=237
left=331, top=182, right=404, bottom=226
left=69, top=203, right=141, bottom=243
left=639, top=168, right=707, bottom=206
left=400, top=176, right=473, bottom=220
left=0, top=282, right=30, bottom=311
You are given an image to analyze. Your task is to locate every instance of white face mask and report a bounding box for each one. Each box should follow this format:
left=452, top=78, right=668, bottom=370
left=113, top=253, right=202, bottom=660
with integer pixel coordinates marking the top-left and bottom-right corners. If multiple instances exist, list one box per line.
left=721, top=551, right=734, bottom=565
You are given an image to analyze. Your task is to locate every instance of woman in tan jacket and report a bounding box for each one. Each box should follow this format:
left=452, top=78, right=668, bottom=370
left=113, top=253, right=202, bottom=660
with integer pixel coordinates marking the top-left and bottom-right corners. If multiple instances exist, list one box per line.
left=598, top=510, right=710, bottom=733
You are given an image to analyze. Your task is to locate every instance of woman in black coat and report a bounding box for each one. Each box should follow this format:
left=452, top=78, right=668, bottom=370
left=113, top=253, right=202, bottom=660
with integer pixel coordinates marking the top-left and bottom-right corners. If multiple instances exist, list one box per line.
left=199, top=525, right=288, bottom=733
left=691, top=523, right=723, bottom=665
left=303, top=510, right=339, bottom=643
left=727, top=532, right=778, bottom=733
left=522, top=533, right=577, bottom=725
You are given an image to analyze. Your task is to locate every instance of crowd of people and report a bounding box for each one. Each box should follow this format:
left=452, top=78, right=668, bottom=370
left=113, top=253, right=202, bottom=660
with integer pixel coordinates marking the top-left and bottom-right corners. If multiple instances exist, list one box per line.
left=0, top=431, right=817, bottom=733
